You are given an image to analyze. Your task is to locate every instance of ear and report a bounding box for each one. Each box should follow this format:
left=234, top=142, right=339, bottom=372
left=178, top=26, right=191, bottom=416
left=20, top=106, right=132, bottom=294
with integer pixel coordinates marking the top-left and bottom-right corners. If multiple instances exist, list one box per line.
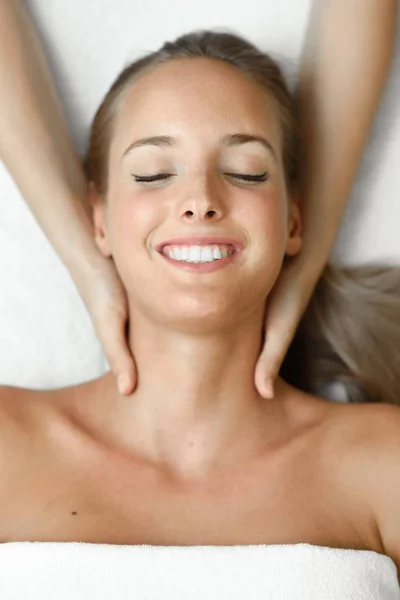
left=88, top=182, right=112, bottom=259
left=285, top=192, right=302, bottom=257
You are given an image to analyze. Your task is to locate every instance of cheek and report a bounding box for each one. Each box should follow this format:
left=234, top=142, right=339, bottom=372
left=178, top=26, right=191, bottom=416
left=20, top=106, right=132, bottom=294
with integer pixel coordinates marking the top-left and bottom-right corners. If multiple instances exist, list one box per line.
left=105, top=193, right=164, bottom=294
left=232, top=189, right=288, bottom=301
left=108, top=192, right=162, bottom=251
left=235, top=188, right=287, bottom=255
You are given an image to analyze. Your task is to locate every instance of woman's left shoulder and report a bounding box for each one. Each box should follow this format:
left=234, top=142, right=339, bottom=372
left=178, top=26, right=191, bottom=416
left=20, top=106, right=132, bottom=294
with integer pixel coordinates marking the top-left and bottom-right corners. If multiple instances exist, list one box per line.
left=323, top=400, right=400, bottom=487
left=319, top=399, right=400, bottom=450
left=327, top=401, right=400, bottom=573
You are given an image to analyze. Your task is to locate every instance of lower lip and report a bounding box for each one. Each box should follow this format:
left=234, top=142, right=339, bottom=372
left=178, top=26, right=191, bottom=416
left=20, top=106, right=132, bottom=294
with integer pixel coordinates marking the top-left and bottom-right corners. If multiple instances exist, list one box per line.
left=159, top=251, right=239, bottom=272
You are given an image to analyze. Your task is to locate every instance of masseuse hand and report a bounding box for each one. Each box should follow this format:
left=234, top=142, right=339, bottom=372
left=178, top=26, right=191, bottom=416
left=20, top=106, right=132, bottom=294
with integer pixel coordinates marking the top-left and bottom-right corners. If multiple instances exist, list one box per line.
left=79, top=257, right=137, bottom=396
left=254, top=257, right=318, bottom=400
left=0, top=2, right=139, bottom=397
left=254, top=0, right=398, bottom=400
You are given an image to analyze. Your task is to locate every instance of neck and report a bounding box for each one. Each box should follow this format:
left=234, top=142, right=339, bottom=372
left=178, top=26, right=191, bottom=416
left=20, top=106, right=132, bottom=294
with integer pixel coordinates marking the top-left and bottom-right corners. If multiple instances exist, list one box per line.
left=89, top=308, right=290, bottom=483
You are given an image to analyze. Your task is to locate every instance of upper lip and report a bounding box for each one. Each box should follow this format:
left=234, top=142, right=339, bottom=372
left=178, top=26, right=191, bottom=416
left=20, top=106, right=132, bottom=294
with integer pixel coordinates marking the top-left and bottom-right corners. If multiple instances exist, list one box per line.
left=156, top=236, right=244, bottom=253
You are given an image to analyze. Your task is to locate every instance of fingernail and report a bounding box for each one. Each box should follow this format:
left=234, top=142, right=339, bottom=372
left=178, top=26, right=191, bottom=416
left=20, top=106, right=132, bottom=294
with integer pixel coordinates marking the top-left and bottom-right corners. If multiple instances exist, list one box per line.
left=118, top=374, right=130, bottom=395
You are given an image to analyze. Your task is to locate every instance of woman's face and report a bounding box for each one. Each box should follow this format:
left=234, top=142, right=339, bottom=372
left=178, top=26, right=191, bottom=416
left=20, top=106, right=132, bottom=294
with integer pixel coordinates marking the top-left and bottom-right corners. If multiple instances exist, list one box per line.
left=92, top=57, right=302, bottom=332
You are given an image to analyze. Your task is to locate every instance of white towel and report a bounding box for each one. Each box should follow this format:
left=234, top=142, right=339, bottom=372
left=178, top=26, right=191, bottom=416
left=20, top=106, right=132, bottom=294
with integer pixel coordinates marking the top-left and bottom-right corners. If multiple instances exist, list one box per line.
left=0, top=542, right=398, bottom=599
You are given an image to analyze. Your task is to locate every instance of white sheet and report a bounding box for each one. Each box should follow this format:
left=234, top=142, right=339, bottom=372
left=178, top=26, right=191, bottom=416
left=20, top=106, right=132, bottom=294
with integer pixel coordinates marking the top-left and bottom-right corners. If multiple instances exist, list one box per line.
left=0, top=542, right=398, bottom=599
left=0, top=0, right=399, bottom=390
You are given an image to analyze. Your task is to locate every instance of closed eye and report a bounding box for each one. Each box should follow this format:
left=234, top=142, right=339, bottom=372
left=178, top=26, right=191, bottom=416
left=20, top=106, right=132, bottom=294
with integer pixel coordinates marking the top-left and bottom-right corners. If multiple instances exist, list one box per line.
left=225, top=172, right=269, bottom=183
left=132, top=172, right=269, bottom=184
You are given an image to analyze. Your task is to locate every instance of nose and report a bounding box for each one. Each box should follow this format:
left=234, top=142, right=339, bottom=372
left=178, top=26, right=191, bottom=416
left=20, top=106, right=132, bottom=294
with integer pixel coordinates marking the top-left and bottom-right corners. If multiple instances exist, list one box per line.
left=178, top=175, right=225, bottom=223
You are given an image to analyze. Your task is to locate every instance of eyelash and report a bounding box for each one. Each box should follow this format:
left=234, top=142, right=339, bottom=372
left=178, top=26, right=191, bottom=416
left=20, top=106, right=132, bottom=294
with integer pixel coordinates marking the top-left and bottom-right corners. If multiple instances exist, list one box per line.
left=131, top=172, right=269, bottom=184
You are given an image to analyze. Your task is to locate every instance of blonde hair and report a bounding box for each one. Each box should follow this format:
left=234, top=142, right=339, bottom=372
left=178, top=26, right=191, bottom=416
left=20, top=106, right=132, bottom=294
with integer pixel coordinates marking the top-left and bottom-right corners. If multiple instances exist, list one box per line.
left=84, top=29, right=400, bottom=406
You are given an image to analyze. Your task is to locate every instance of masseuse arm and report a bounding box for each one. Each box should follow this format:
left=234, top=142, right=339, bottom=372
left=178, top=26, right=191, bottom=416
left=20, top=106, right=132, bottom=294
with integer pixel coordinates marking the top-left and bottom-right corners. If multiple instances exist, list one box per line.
left=0, top=0, right=136, bottom=394
left=256, top=0, right=398, bottom=397
left=297, top=0, right=398, bottom=269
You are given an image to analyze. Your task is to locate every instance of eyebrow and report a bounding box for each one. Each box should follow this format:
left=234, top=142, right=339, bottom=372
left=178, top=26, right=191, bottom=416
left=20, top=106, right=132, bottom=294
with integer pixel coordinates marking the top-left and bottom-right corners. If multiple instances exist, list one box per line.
left=121, top=133, right=277, bottom=161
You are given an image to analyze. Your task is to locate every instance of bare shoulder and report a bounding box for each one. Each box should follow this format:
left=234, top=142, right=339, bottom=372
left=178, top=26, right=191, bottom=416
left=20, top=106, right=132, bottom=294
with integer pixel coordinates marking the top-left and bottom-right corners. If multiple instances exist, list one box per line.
left=0, top=384, right=80, bottom=461
left=0, top=384, right=50, bottom=429
left=0, top=379, right=105, bottom=467
left=320, top=400, right=400, bottom=572
left=321, top=400, right=400, bottom=449
left=0, top=386, right=50, bottom=470
left=0, top=385, right=77, bottom=488
left=0, top=385, right=70, bottom=531
left=323, top=401, right=400, bottom=466
left=0, top=387, right=40, bottom=521
left=319, top=400, right=400, bottom=490
left=352, top=402, right=400, bottom=574
left=0, top=385, right=35, bottom=442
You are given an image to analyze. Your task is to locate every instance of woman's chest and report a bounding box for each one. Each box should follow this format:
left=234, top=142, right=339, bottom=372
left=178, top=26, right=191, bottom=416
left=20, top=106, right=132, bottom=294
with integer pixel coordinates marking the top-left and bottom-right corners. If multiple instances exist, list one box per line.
left=1, top=432, right=375, bottom=552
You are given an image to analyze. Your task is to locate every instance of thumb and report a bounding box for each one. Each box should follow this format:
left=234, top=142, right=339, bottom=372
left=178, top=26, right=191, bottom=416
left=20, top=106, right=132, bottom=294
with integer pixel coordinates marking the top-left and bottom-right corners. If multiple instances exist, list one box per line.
left=95, top=314, right=137, bottom=396
left=254, top=316, right=297, bottom=399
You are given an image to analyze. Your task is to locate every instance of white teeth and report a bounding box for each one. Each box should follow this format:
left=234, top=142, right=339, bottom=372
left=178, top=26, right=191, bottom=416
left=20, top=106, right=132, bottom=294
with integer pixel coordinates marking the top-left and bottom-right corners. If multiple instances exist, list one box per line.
left=180, top=247, right=190, bottom=260
left=189, top=246, right=202, bottom=262
left=162, top=244, right=234, bottom=263
left=201, top=247, right=214, bottom=262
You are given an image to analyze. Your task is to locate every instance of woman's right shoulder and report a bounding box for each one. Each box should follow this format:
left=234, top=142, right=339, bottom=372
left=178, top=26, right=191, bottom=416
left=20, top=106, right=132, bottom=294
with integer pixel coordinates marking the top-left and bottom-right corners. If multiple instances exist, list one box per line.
left=0, top=384, right=70, bottom=457
left=0, top=384, right=46, bottom=434
left=0, top=386, right=60, bottom=540
left=0, top=385, right=41, bottom=467
left=0, top=385, right=33, bottom=444
left=0, top=386, right=57, bottom=488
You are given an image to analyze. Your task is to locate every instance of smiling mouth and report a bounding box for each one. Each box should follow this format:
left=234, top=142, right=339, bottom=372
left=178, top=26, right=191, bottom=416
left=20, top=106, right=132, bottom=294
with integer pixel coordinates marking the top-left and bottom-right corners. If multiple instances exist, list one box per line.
left=160, top=243, right=237, bottom=264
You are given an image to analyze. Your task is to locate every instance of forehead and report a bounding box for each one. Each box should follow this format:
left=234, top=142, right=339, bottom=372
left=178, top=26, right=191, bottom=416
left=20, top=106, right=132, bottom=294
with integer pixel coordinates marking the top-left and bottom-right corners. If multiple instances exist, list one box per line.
left=112, top=57, right=282, bottom=149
